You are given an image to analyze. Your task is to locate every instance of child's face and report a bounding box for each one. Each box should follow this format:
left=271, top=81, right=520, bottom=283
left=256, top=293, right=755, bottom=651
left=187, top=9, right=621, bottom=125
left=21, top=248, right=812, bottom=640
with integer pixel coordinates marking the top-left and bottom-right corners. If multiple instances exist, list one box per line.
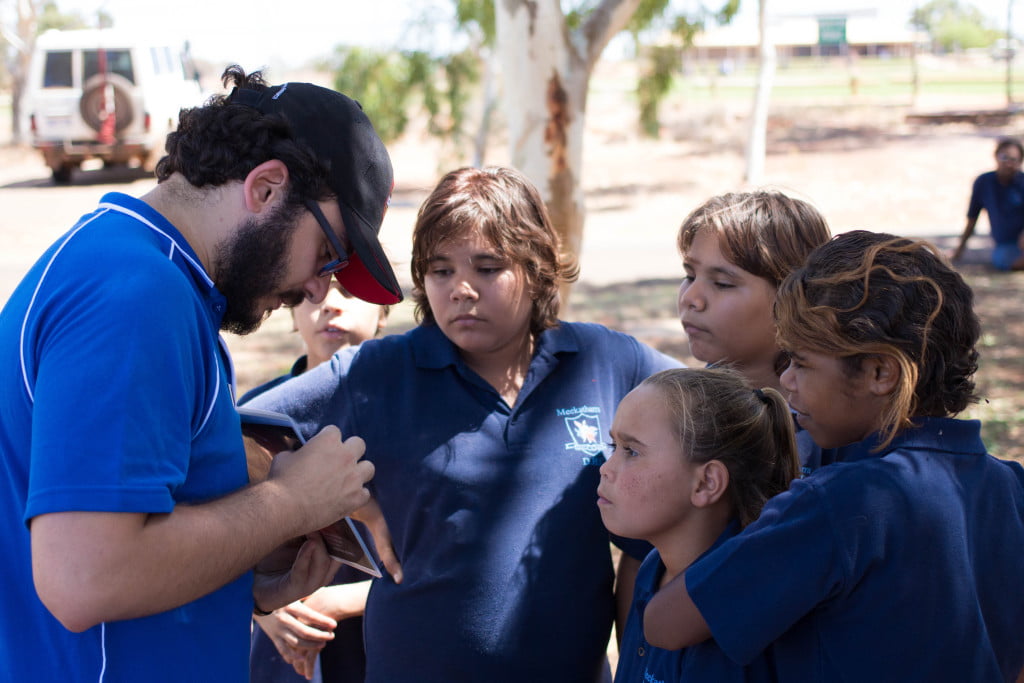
left=423, top=227, right=534, bottom=361
left=678, top=231, right=779, bottom=375
left=598, top=384, right=702, bottom=544
left=780, top=349, right=885, bottom=449
left=293, top=282, right=384, bottom=366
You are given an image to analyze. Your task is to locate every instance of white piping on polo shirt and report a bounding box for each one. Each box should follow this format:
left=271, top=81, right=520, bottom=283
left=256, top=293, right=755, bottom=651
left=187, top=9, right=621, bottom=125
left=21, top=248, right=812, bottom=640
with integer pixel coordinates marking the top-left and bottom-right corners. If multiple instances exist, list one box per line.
left=19, top=212, right=101, bottom=403
left=19, top=201, right=232, bottom=439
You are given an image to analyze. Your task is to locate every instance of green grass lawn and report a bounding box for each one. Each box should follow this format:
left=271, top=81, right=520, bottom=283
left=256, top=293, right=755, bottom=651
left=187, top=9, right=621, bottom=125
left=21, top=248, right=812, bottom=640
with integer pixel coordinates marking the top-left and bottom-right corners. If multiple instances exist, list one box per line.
left=610, top=54, right=1024, bottom=106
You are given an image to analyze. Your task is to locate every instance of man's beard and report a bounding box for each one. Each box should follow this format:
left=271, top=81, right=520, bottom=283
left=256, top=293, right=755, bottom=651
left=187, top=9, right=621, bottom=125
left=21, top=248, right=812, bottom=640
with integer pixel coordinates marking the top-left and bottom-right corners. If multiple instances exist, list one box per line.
left=214, top=201, right=307, bottom=335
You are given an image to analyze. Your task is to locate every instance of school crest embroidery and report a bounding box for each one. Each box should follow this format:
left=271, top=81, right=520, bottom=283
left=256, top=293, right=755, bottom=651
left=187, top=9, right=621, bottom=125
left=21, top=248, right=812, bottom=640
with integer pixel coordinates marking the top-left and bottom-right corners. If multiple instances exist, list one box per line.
left=558, top=405, right=605, bottom=465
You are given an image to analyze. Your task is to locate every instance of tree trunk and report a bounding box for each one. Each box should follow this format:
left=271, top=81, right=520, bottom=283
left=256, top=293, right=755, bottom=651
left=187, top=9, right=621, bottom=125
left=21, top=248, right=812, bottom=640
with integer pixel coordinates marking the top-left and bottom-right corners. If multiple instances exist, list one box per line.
left=494, top=0, right=640, bottom=303
left=744, top=0, right=774, bottom=185
left=472, top=47, right=497, bottom=168
left=8, top=0, right=40, bottom=146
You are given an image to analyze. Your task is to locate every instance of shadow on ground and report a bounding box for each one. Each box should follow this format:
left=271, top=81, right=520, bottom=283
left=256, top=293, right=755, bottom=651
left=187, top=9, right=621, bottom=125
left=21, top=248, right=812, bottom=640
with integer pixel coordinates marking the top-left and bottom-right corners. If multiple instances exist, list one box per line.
left=1, top=164, right=153, bottom=190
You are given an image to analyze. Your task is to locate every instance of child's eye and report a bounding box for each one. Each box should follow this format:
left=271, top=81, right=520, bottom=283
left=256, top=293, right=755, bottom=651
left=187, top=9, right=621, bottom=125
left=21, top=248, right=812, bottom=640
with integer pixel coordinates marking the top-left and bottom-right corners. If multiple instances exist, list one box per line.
left=713, top=281, right=735, bottom=289
left=429, top=267, right=452, bottom=277
left=608, top=441, right=639, bottom=458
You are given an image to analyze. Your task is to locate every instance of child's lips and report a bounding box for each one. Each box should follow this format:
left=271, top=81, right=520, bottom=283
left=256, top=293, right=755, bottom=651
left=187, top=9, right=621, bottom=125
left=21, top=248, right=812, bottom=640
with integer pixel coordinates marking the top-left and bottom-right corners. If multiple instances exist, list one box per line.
left=321, top=326, right=348, bottom=339
left=681, top=321, right=709, bottom=338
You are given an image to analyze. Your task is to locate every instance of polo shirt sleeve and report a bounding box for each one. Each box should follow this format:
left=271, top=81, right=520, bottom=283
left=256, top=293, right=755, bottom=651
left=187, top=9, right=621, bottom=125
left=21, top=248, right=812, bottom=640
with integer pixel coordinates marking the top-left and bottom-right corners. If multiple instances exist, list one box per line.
left=26, top=262, right=201, bottom=519
left=968, top=175, right=985, bottom=219
left=684, top=477, right=847, bottom=664
left=245, top=346, right=357, bottom=440
left=635, top=337, right=686, bottom=377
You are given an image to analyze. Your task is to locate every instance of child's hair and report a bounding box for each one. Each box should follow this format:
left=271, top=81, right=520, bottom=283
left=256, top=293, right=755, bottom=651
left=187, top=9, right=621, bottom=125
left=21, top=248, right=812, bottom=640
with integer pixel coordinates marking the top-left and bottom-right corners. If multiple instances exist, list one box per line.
left=410, top=166, right=579, bottom=335
left=677, top=190, right=831, bottom=289
left=641, top=367, right=800, bottom=527
left=774, top=230, right=980, bottom=449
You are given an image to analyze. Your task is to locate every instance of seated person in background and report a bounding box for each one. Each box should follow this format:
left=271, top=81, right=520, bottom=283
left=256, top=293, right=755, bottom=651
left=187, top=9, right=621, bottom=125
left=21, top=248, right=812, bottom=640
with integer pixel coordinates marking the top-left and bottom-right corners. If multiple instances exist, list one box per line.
left=952, top=136, right=1024, bottom=270
left=244, top=281, right=389, bottom=682
left=644, top=230, right=1024, bottom=682
left=247, top=166, right=682, bottom=683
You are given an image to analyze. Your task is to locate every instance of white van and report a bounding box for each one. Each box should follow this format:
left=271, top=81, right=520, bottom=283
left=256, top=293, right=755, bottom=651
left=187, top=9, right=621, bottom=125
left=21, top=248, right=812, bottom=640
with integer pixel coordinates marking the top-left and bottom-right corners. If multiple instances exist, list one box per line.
left=25, top=28, right=204, bottom=183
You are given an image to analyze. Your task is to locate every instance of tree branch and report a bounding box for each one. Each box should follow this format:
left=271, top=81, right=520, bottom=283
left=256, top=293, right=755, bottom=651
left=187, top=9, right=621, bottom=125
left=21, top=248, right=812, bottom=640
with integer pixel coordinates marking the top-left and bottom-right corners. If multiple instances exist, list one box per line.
left=578, top=0, right=642, bottom=68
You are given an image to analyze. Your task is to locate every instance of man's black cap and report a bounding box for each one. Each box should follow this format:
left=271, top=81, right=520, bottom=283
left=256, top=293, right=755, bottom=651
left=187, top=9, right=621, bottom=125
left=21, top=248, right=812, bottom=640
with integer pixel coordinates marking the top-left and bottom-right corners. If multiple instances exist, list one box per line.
left=232, top=82, right=402, bottom=305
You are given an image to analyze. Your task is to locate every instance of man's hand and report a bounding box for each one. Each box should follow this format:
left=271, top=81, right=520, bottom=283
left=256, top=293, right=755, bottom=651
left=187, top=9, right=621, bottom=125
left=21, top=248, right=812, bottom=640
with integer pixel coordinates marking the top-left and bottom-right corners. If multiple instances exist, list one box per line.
left=949, top=243, right=967, bottom=263
left=268, top=426, right=374, bottom=532
left=351, top=497, right=403, bottom=583
left=253, top=534, right=339, bottom=612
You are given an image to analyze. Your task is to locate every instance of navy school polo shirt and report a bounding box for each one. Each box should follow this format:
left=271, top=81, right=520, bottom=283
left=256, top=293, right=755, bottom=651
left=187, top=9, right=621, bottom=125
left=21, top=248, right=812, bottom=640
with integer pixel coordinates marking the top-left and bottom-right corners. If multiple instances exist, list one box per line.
left=685, top=417, right=1024, bottom=682
left=248, top=321, right=682, bottom=683
left=616, top=521, right=777, bottom=683
left=968, top=170, right=1024, bottom=245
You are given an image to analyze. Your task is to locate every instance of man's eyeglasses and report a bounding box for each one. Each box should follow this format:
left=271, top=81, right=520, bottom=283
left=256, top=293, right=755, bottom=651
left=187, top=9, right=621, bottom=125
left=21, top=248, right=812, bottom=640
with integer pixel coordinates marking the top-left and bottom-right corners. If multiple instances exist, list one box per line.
left=305, top=200, right=350, bottom=278
left=997, top=153, right=1022, bottom=164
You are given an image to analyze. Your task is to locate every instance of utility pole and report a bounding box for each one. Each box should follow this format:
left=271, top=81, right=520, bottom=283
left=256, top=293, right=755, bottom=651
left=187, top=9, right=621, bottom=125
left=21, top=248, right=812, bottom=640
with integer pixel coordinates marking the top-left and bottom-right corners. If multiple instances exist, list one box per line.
left=1008, top=0, right=1015, bottom=107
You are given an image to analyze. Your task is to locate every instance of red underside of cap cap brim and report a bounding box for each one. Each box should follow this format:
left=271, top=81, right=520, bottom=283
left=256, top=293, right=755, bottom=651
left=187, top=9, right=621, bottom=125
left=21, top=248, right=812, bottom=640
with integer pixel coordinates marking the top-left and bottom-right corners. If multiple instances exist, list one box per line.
left=337, top=256, right=402, bottom=305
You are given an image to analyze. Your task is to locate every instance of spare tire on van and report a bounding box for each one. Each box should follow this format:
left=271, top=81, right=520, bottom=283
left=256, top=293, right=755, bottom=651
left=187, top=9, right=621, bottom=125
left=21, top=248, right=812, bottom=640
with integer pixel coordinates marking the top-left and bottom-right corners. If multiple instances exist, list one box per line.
left=79, top=72, right=135, bottom=134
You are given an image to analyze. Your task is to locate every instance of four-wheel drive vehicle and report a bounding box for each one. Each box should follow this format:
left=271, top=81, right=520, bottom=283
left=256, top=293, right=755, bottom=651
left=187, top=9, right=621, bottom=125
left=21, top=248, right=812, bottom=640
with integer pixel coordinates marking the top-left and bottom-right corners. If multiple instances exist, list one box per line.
left=25, top=29, right=204, bottom=183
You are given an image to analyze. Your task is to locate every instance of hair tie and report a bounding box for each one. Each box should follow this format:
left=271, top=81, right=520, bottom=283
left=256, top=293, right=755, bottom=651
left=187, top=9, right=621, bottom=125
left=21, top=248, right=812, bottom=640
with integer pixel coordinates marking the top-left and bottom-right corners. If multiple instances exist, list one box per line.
left=753, top=388, right=770, bottom=404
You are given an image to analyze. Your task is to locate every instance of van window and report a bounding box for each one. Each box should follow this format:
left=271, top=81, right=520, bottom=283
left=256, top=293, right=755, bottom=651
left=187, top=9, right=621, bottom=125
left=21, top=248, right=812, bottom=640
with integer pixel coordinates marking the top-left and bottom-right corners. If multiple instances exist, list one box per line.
left=42, top=50, right=73, bottom=88
left=83, top=49, right=134, bottom=84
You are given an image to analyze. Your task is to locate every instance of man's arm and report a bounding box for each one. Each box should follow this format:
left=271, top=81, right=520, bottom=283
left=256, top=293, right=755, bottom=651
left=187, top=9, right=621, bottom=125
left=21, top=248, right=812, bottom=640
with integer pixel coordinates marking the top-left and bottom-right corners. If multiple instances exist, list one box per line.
left=642, top=570, right=712, bottom=650
left=951, top=215, right=979, bottom=262
left=31, top=427, right=372, bottom=632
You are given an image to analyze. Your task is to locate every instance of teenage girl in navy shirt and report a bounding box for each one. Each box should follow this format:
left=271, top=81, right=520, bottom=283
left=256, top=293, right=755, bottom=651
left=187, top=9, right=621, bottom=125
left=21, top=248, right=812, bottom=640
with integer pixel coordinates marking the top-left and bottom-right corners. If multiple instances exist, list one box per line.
left=645, top=230, right=1024, bottom=682
left=248, top=167, right=681, bottom=682
left=675, top=191, right=833, bottom=475
left=599, top=367, right=799, bottom=683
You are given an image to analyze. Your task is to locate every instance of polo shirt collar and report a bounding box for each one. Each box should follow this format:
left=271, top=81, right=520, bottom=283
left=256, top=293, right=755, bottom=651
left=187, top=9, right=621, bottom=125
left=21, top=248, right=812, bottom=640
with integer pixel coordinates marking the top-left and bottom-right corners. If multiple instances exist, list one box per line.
left=410, top=321, right=578, bottom=370
left=97, top=192, right=227, bottom=323
left=841, top=416, right=984, bottom=463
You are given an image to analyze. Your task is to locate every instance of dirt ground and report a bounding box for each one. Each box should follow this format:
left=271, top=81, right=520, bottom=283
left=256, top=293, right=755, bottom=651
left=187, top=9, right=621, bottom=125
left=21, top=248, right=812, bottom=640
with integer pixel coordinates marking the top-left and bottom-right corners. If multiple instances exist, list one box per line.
left=1, top=84, right=1022, bottom=461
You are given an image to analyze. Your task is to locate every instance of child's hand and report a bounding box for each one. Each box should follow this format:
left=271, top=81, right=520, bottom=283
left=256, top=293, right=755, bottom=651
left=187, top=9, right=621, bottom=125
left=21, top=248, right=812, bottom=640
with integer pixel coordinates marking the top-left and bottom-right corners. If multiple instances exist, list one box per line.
left=351, top=497, right=403, bottom=584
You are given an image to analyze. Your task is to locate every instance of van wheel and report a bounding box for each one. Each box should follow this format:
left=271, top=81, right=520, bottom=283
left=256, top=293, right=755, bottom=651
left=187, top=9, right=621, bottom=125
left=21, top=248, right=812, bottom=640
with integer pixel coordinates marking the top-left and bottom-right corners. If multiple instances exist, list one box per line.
left=52, top=164, right=74, bottom=184
left=80, top=73, right=135, bottom=134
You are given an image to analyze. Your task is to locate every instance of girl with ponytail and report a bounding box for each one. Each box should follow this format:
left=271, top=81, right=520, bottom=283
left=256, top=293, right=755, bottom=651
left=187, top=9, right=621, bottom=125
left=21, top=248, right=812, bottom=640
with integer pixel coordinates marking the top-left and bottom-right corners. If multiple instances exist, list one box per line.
left=597, top=366, right=799, bottom=682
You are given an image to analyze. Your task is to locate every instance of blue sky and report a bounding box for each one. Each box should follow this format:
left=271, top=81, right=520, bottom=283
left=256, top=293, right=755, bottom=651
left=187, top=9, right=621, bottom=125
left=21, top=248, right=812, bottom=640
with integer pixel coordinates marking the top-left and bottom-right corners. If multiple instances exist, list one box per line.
left=41, top=0, right=1024, bottom=72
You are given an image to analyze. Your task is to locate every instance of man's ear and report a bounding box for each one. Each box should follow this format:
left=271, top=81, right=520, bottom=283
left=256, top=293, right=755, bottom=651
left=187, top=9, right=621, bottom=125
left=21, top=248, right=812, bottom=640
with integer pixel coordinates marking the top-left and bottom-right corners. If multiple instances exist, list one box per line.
left=863, top=354, right=901, bottom=397
left=691, top=460, right=730, bottom=508
left=242, top=159, right=289, bottom=214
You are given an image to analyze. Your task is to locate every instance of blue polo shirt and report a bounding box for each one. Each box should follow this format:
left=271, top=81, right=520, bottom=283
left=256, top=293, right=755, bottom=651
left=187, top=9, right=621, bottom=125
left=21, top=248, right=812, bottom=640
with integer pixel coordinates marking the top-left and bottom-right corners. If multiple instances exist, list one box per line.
left=616, top=521, right=776, bottom=683
left=968, top=170, right=1024, bottom=245
left=685, top=417, right=1024, bottom=681
left=0, top=193, right=252, bottom=682
left=248, top=321, right=681, bottom=683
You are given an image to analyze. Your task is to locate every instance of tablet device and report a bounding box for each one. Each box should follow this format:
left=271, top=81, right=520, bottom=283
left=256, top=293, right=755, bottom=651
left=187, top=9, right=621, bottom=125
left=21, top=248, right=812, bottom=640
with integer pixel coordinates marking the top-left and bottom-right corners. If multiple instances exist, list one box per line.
left=238, top=405, right=382, bottom=578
